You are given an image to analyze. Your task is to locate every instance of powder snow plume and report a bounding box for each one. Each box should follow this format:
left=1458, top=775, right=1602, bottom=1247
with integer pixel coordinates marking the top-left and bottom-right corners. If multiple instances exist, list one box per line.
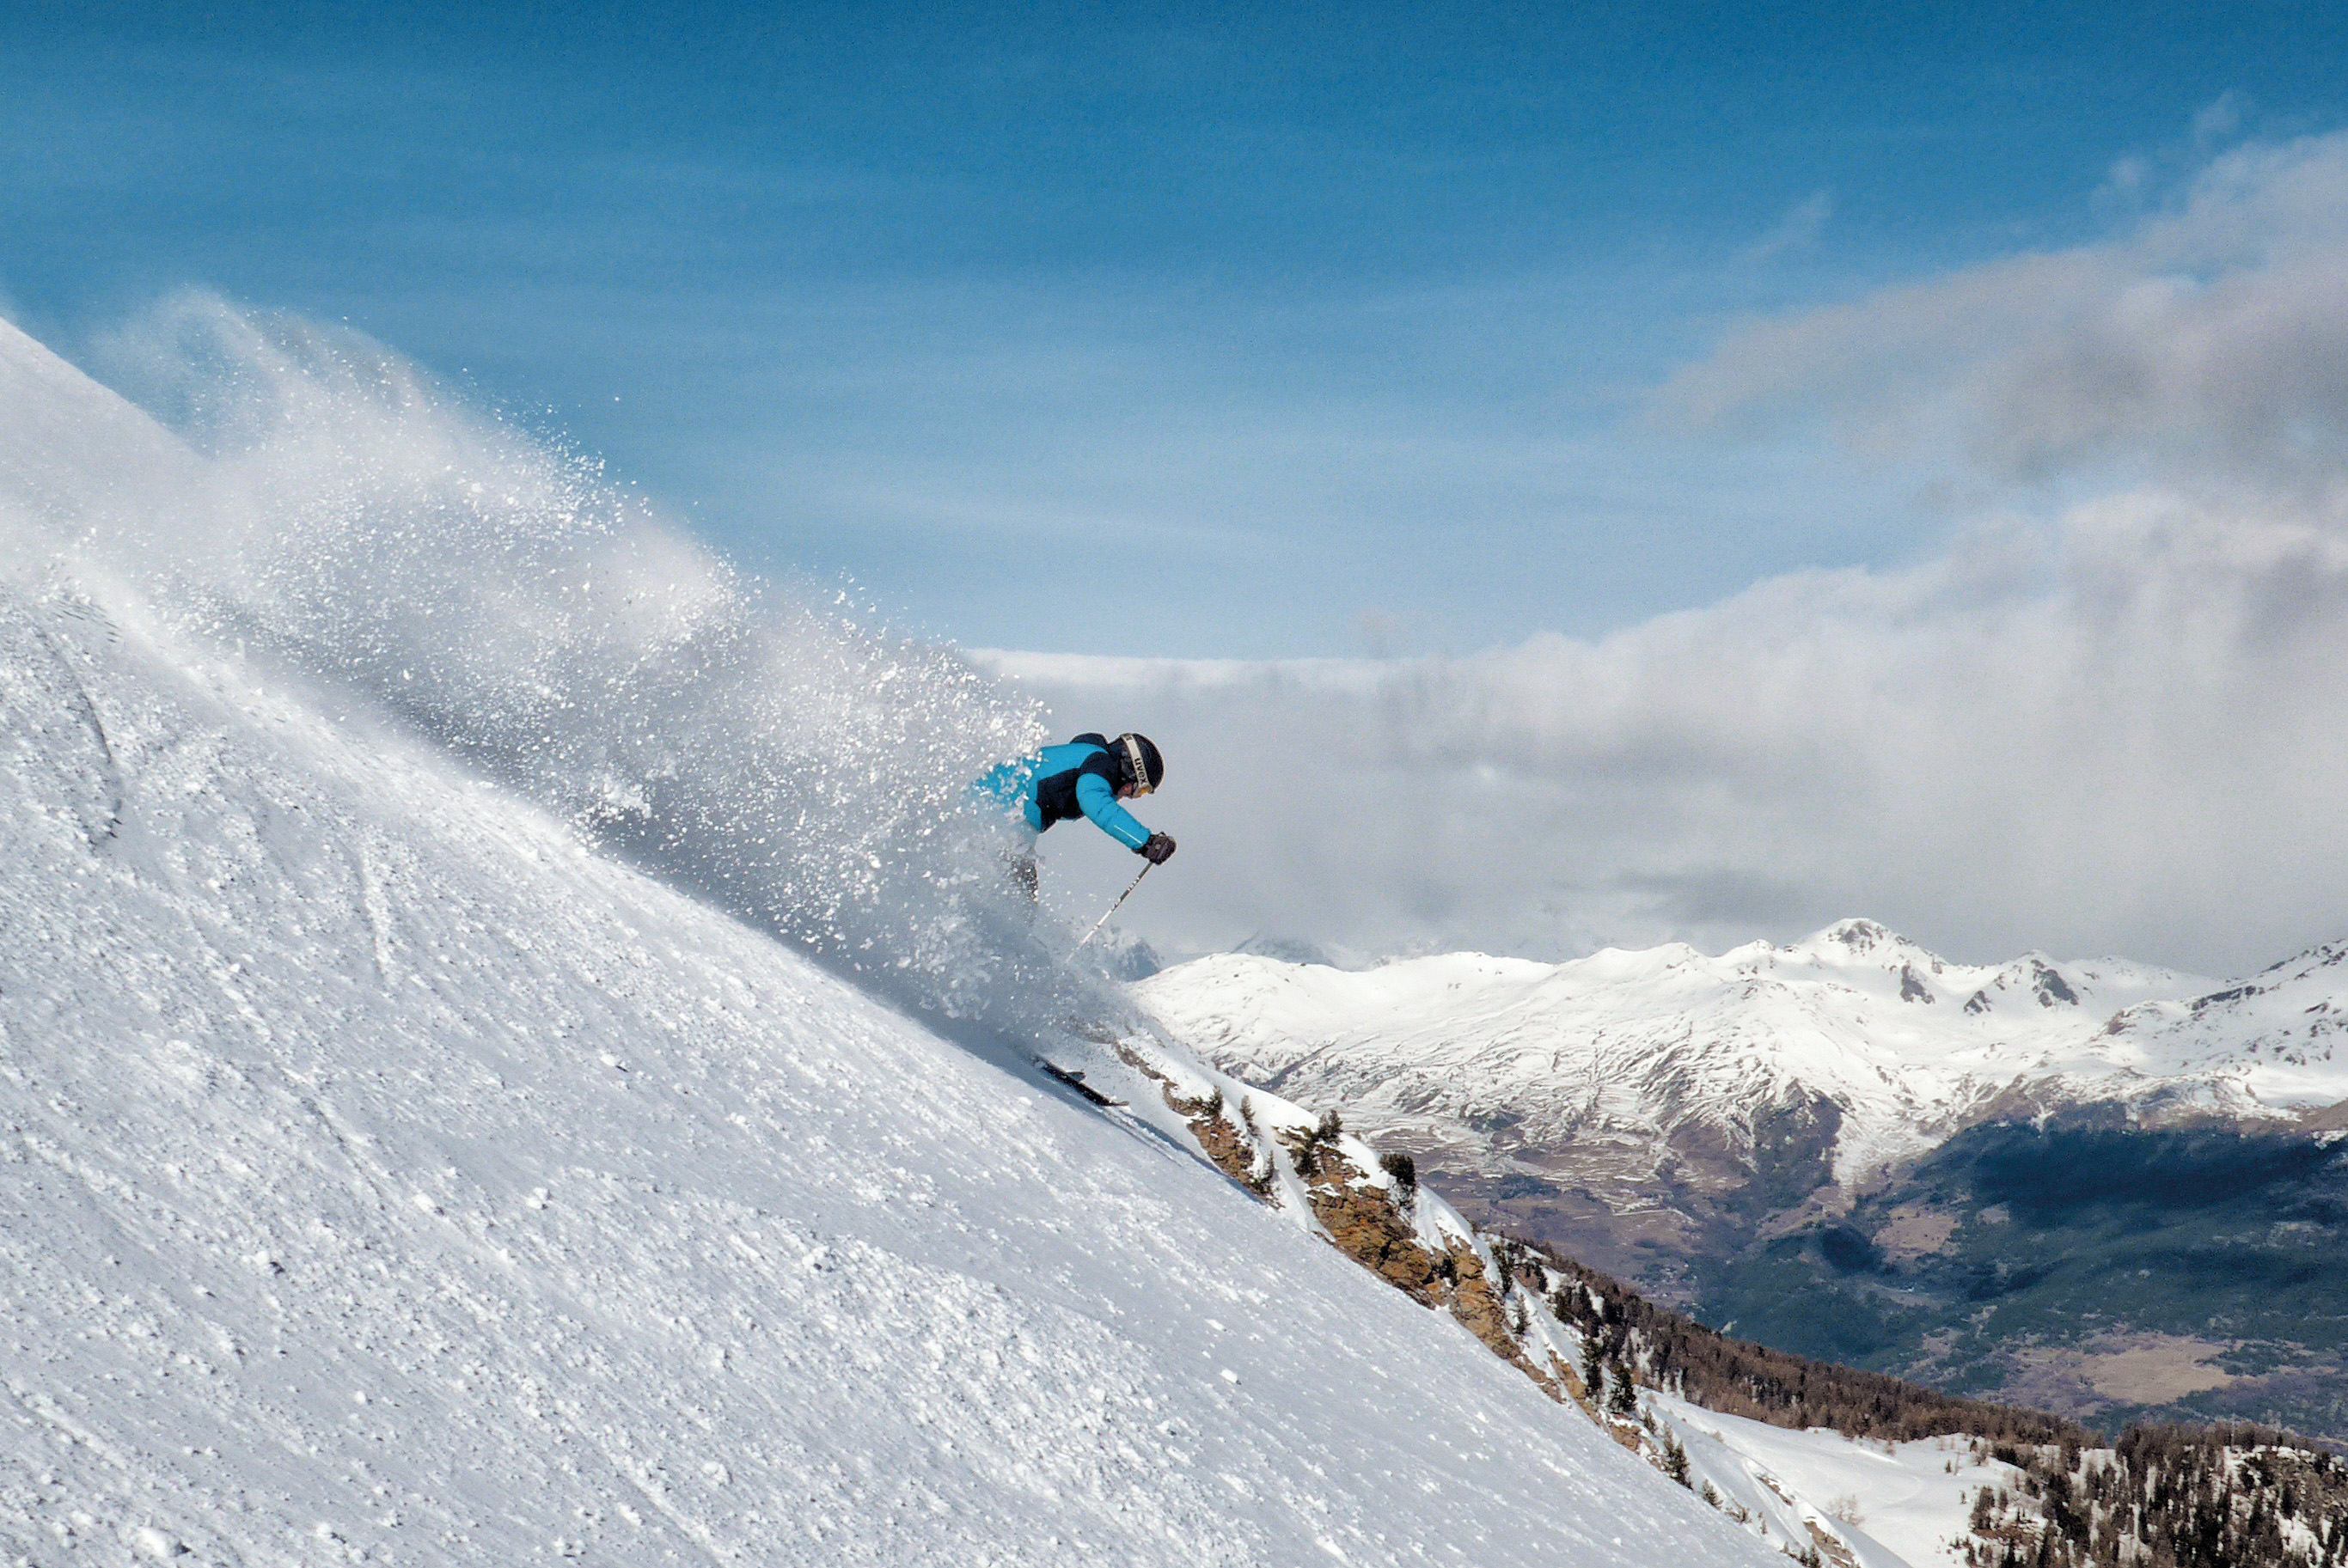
left=3, top=293, right=1103, bottom=1037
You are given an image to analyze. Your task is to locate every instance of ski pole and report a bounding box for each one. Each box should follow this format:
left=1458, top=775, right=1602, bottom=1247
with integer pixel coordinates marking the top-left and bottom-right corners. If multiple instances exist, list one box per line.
left=1074, top=862, right=1153, bottom=951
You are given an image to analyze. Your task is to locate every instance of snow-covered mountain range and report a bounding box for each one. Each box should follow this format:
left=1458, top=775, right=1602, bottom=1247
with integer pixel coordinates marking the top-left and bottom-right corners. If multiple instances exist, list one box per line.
left=0, top=308, right=1796, bottom=1566
left=1139, top=924, right=2348, bottom=1440
left=1139, top=919, right=2348, bottom=1204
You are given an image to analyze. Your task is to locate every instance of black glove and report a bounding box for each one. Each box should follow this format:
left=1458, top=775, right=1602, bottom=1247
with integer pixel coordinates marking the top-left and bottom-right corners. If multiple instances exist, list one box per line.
left=1140, top=832, right=1177, bottom=865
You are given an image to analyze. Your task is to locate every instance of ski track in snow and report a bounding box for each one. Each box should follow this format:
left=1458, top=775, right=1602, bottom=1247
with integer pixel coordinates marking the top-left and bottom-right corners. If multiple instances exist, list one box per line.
left=0, top=314, right=1786, bottom=1566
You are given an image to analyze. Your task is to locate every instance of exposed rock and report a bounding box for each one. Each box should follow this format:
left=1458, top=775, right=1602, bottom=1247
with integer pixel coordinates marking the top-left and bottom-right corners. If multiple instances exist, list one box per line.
left=1298, top=1156, right=1440, bottom=1303
left=1434, top=1238, right=1545, bottom=1386
left=1164, top=1083, right=1275, bottom=1201
left=1801, top=1517, right=1860, bottom=1568
left=1125, top=1043, right=1561, bottom=1400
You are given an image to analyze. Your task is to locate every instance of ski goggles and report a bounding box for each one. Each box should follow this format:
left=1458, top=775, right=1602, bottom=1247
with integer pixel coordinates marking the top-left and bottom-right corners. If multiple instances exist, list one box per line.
left=1118, top=734, right=1155, bottom=795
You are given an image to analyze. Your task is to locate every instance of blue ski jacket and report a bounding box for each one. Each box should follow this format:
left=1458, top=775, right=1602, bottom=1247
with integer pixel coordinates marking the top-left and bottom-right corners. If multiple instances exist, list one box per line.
left=972, top=737, right=1153, bottom=851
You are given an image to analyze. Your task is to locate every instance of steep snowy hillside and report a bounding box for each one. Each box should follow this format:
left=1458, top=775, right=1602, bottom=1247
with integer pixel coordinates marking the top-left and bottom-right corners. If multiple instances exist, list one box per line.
left=1650, top=1403, right=2001, bottom=1568
left=0, top=312, right=1783, bottom=1565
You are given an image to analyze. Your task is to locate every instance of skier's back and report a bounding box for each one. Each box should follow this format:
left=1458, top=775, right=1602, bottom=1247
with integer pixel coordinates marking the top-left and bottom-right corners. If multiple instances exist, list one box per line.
left=974, top=732, right=1175, bottom=897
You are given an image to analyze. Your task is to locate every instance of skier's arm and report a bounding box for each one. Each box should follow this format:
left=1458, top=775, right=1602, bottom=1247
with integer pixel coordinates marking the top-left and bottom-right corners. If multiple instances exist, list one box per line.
left=1073, top=771, right=1152, bottom=851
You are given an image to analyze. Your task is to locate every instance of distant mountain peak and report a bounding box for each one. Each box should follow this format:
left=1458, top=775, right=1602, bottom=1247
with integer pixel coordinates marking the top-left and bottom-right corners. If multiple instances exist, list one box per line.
left=1231, top=932, right=1342, bottom=968
left=1820, top=917, right=1894, bottom=950
left=1140, top=924, right=2348, bottom=1205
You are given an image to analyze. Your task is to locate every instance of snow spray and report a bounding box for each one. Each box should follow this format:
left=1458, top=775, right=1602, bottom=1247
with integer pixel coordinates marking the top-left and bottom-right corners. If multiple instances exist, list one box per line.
left=18, top=295, right=1122, bottom=1040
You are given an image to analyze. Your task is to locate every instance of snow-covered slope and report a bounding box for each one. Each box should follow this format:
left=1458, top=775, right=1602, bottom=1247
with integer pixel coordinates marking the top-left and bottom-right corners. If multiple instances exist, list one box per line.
left=0, top=310, right=1782, bottom=1566
left=1650, top=1400, right=2016, bottom=1568
left=2100, top=940, right=2348, bottom=1113
left=1137, top=918, right=2348, bottom=1200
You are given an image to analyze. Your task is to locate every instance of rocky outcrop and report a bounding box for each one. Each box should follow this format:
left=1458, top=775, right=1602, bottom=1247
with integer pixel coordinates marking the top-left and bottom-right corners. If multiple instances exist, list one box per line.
left=1430, top=1238, right=1548, bottom=1388
left=1128, top=1045, right=1562, bottom=1398
left=1299, top=1156, right=1442, bottom=1302
left=1161, top=1081, right=1275, bottom=1200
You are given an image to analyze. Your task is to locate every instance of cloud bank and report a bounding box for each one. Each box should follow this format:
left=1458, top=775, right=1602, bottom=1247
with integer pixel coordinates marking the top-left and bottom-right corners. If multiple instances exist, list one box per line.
left=992, top=135, right=2348, bottom=975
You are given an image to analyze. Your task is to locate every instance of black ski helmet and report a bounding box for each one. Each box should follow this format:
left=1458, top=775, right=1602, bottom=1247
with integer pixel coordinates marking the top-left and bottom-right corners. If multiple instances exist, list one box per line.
left=1114, top=732, right=1165, bottom=793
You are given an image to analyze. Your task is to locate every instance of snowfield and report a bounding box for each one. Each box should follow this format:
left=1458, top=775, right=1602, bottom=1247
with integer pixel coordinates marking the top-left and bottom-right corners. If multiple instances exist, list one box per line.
left=1649, top=1399, right=2021, bottom=1568
left=0, top=310, right=1788, bottom=1566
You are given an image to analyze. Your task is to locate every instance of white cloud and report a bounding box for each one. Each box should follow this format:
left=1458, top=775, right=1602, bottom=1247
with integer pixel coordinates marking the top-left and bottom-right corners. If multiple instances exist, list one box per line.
left=991, top=488, right=2348, bottom=974
left=2100, top=155, right=2153, bottom=204
left=1743, top=189, right=1834, bottom=263
left=993, top=137, right=2348, bottom=975
left=1660, top=133, right=2348, bottom=485
left=2193, top=90, right=2245, bottom=147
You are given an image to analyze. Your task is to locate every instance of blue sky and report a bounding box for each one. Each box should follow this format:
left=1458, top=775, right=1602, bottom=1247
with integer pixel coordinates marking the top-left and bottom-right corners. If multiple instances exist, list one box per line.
left=8, top=1, right=2348, bottom=656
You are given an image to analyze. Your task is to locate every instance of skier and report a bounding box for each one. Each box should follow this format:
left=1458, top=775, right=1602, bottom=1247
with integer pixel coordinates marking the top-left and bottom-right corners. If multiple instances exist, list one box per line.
left=974, top=732, right=1175, bottom=900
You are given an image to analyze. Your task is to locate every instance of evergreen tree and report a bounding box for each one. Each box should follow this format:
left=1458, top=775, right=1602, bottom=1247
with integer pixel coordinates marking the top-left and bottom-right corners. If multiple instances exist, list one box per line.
left=1662, top=1432, right=1690, bottom=1486
left=1577, top=1332, right=1605, bottom=1400
left=1605, top=1362, right=1639, bottom=1419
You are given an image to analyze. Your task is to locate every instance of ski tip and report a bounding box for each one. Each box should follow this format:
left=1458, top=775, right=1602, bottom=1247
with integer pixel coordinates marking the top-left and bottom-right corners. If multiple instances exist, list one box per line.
left=1032, top=1057, right=1124, bottom=1107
